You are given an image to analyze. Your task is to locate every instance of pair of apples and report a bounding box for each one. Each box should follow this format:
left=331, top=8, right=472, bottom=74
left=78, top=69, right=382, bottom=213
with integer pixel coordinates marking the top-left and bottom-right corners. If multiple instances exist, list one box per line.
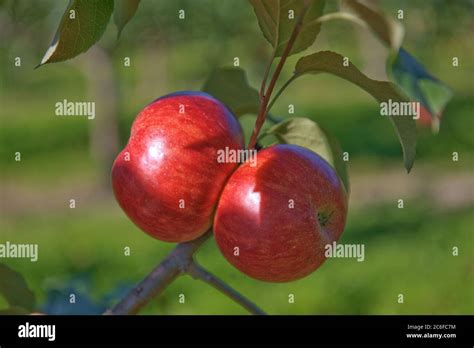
left=112, top=92, right=348, bottom=282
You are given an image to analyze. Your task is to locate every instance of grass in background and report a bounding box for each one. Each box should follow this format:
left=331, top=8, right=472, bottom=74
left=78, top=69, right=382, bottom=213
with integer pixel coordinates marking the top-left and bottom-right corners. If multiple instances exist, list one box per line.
left=1, top=200, right=472, bottom=315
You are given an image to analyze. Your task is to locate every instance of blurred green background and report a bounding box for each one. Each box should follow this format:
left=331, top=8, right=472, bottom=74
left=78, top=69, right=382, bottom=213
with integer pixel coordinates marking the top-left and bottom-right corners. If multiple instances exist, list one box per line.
left=0, top=0, right=473, bottom=314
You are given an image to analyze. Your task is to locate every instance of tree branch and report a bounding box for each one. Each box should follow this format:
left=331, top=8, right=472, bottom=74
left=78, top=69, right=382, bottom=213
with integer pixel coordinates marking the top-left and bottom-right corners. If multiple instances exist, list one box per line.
left=186, top=261, right=266, bottom=315
left=105, top=230, right=266, bottom=315
left=260, top=49, right=276, bottom=100
left=104, top=231, right=212, bottom=315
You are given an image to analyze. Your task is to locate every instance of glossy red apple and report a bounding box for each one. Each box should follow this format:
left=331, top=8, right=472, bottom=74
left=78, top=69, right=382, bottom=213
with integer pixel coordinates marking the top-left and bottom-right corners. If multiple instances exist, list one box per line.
left=112, top=91, right=244, bottom=242
left=214, top=144, right=348, bottom=282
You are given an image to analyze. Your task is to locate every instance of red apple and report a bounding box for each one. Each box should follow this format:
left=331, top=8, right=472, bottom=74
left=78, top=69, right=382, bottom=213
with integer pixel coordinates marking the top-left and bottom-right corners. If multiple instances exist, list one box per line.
left=112, top=91, right=244, bottom=242
left=213, top=144, right=348, bottom=282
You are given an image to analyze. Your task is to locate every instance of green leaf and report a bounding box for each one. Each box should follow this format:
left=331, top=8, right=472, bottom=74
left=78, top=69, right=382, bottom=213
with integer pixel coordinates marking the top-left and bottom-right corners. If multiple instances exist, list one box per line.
left=343, top=0, right=403, bottom=50
left=114, top=0, right=140, bottom=38
left=248, top=0, right=279, bottom=47
left=249, top=0, right=326, bottom=57
left=38, top=0, right=114, bottom=67
left=202, top=67, right=260, bottom=117
left=294, top=51, right=416, bottom=172
left=0, top=263, right=35, bottom=311
left=263, top=117, right=349, bottom=192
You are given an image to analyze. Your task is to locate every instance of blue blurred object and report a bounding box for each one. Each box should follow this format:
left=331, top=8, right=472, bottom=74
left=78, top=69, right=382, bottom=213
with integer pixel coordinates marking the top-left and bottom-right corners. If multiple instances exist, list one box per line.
left=41, top=272, right=132, bottom=315
left=388, top=48, right=453, bottom=124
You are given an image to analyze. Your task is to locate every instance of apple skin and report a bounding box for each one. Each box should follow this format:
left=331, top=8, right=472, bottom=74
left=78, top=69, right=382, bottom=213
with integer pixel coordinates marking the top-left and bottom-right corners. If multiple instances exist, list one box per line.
left=213, top=144, right=348, bottom=282
left=112, top=91, right=244, bottom=242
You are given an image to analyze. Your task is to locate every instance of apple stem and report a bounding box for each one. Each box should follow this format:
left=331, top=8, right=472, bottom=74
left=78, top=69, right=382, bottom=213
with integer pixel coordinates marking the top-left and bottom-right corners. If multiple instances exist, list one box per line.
left=248, top=3, right=311, bottom=150
left=260, top=49, right=276, bottom=100
left=104, top=230, right=266, bottom=315
left=267, top=75, right=298, bottom=114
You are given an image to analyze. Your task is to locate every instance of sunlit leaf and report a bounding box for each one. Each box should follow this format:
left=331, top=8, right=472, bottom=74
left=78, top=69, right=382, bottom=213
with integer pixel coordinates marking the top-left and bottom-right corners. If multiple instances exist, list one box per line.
left=0, top=263, right=35, bottom=311
left=263, top=117, right=349, bottom=192
left=38, top=0, right=114, bottom=67
left=294, top=50, right=416, bottom=172
left=114, top=0, right=140, bottom=38
left=249, top=0, right=326, bottom=57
